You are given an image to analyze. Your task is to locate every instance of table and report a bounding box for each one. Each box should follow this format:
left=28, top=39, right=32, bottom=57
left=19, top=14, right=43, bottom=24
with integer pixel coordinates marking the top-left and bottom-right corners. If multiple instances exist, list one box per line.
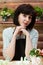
left=0, top=57, right=43, bottom=65
left=7, top=58, right=43, bottom=65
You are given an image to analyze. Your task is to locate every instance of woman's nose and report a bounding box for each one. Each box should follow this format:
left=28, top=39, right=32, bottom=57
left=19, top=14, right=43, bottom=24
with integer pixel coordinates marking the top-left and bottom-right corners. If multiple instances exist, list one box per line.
left=26, top=17, right=29, bottom=22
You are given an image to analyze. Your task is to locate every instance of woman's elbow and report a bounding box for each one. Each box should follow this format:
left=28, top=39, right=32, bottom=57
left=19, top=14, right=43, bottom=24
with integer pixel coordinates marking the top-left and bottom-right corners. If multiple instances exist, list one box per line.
left=3, top=50, right=13, bottom=61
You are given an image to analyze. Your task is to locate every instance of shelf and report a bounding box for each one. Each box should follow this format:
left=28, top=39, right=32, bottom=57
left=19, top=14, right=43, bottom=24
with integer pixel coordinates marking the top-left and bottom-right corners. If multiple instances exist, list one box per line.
left=0, top=19, right=13, bottom=24
left=36, top=21, right=43, bottom=24
left=0, top=21, right=13, bottom=24
left=0, top=20, right=43, bottom=24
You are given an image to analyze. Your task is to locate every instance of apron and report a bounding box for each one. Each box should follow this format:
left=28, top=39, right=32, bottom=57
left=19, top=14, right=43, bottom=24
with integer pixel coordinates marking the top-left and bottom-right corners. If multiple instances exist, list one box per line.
left=12, top=38, right=26, bottom=60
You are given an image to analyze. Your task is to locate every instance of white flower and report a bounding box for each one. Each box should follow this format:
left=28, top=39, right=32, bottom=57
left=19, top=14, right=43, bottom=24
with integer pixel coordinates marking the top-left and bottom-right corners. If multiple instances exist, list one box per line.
left=30, top=56, right=41, bottom=65
left=36, top=57, right=41, bottom=64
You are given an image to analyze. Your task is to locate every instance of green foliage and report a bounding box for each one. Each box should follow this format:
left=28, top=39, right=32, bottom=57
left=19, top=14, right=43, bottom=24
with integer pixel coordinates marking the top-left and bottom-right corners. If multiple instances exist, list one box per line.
left=0, top=7, right=14, bottom=21
left=29, top=48, right=40, bottom=57
left=34, top=6, right=43, bottom=18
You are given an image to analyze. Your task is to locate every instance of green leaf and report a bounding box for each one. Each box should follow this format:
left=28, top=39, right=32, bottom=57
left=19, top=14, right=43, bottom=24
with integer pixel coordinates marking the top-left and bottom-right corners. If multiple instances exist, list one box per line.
left=29, top=48, right=40, bottom=57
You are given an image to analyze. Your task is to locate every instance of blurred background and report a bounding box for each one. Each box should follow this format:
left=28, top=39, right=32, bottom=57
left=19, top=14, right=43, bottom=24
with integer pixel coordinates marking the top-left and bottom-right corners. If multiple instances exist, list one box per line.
left=0, top=0, right=43, bottom=60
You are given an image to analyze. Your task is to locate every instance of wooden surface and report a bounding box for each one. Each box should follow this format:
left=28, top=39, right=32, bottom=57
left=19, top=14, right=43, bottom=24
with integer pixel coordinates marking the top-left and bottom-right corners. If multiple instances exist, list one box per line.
left=0, top=2, right=43, bottom=10
left=0, top=0, right=43, bottom=2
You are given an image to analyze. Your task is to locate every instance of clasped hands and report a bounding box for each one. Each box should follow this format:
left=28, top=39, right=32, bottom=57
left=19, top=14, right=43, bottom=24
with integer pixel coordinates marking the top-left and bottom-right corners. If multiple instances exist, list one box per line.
left=13, top=26, right=30, bottom=37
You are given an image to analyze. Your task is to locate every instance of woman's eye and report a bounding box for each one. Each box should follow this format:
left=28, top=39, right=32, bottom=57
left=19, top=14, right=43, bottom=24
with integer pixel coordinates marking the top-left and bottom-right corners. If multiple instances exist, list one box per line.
left=23, top=14, right=26, bottom=17
left=29, top=16, right=32, bottom=19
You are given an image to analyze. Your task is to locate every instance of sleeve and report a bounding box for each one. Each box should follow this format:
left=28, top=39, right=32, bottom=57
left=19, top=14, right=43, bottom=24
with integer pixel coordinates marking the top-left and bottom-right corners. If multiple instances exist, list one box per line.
left=3, top=29, right=11, bottom=49
left=2, top=28, right=12, bottom=61
left=31, top=30, right=39, bottom=49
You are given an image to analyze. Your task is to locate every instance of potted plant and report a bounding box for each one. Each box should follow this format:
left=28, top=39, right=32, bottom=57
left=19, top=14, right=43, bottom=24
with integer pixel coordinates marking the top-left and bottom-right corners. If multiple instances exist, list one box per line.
left=0, top=7, right=14, bottom=21
left=34, top=6, right=43, bottom=22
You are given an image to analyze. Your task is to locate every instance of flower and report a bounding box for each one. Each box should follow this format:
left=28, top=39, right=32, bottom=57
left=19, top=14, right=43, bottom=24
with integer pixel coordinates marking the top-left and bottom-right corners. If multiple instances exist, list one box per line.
left=29, top=48, right=43, bottom=57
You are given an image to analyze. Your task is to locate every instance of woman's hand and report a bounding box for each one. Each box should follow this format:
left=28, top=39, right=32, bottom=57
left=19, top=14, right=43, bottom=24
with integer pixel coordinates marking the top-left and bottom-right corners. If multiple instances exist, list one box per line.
left=21, top=29, right=30, bottom=37
left=13, top=26, right=24, bottom=37
left=37, top=49, right=43, bottom=56
left=40, top=49, right=43, bottom=56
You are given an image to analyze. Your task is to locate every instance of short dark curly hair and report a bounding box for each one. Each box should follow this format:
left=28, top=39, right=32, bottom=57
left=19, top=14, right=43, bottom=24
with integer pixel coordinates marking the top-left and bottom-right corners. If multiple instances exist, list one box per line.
left=13, top=4, right=36, bottom=30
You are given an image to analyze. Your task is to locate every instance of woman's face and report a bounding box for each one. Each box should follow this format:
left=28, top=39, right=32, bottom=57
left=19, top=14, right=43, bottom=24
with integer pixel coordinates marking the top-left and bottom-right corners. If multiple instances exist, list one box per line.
left=18, top=13, right=32, bottom=28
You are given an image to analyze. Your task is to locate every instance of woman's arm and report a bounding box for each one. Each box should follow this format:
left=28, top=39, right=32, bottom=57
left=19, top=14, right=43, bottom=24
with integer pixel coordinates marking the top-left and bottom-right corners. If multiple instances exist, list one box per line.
left=21, top=29, right=39, bottom=59
left=21, top=29, right=33, bottom=58
left=25, top=34, right=33, bottom=58
left=3, top=29, right=16, bottom=61
left=25, top=30, right=39, bottom=58
left=3, top=26, right=24, bottom=61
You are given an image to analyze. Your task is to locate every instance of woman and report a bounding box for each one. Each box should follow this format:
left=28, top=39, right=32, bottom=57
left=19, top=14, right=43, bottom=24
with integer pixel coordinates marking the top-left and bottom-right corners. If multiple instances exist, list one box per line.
left=3, top=4, right=39, bottom=61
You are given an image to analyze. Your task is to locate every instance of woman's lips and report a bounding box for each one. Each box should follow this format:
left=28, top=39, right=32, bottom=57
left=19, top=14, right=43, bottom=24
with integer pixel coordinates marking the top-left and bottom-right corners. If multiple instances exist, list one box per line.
left=24, top=23, right=28, bottom=26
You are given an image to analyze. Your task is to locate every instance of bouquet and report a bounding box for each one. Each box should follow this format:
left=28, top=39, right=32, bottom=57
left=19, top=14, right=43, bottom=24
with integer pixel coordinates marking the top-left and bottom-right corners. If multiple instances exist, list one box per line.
left=29, top=48, right=43, bottom=57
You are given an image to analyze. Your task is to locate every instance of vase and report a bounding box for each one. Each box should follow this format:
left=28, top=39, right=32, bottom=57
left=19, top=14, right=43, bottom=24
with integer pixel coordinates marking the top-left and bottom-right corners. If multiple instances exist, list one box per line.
left=2, top=16, right=8, bottom=22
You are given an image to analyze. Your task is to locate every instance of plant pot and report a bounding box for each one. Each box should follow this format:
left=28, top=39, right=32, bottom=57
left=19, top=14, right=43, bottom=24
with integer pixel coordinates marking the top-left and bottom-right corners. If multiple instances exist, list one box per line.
left=2, top=16, right=9, bottom=22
